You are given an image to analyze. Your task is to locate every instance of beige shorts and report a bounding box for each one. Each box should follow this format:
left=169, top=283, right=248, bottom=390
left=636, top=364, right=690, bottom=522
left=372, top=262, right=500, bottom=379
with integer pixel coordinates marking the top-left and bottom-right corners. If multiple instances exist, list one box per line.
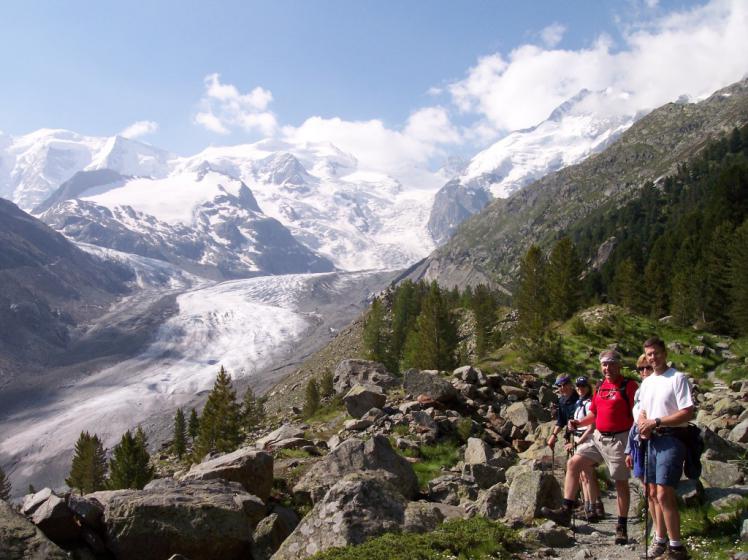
left=575, top=430, right=630, bottom=481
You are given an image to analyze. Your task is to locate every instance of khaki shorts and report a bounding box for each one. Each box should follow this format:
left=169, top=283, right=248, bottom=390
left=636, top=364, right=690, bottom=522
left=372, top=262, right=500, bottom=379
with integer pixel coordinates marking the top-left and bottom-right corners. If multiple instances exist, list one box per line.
left=575, top=430, right=630, bottom=480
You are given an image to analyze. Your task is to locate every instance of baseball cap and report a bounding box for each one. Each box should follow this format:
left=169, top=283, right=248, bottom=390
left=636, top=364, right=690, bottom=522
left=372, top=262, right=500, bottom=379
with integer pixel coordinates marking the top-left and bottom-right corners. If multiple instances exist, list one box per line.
left=598, top=349, right=622, bottom=363
left=575, top=376, right=590, bottom=386
left=554, top=374, right=571, bottom=387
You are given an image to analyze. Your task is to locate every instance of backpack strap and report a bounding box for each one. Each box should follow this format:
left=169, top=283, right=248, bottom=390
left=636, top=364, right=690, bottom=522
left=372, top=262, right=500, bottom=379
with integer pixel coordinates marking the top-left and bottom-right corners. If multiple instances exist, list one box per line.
left=619, top=379, right=633, bottom=421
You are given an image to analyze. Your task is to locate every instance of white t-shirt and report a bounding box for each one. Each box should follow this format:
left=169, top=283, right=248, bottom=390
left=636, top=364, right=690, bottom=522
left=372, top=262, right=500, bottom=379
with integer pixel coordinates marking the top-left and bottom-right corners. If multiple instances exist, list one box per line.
left=637, top=367, right=694, bottom=427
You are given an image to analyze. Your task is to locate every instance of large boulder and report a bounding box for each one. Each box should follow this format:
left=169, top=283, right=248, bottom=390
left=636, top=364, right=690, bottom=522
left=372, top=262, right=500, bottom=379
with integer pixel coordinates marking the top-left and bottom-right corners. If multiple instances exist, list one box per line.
left=729, top=419, right=748, bottom=444
left=475, top=483, right=509, bottom=520
left=20, top=488, right=53, bottom=516
left=464, top=437, right=493, bottom=465
left=180, top=447, right=273, bottom=502
left=251, top=506, right=299, bottom=560
left=504, top=401, right=546, bottom=428
left=101, top=479, right=262, bottom=560
left=403, top=369, right=457, bottom=403
left=403, top=502, right=445, bottom=534
left=701, top=459, right=745, bottom=488
left=505, top=469, right=561, bottom=522
left=342, top=384, right=387, bottom=418
left=293, top=435, right=418, bottom=504
left=274, top=474, right=407, bottom=560
left=0, top=500, right=69, bottom=560
left=333, top=360, right=398, bottom=394
left=256, top=425, right=306, bottom=449
left=30, top=493, right=80, bottom=544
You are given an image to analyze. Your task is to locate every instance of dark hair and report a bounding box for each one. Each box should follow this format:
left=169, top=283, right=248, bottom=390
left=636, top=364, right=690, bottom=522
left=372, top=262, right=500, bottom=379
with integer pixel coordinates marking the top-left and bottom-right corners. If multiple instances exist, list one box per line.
left=643, top=336, right=666, bottom=352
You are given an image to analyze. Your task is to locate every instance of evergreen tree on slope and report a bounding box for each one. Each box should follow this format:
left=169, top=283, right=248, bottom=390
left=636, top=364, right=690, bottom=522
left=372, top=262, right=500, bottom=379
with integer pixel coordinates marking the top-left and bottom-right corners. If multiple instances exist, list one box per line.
left=108, top=428, right=154, bottom=490
left=402, top=281, right=458, bottom=371
left=173, top=408, right=186, bottom=459
left=194, top=366, right=241, bottom=460
left=66, top=431, right=107, bottom=495
left=547, top=237, right=582, bottom=321
left=0, top=465, right=12, bottom=500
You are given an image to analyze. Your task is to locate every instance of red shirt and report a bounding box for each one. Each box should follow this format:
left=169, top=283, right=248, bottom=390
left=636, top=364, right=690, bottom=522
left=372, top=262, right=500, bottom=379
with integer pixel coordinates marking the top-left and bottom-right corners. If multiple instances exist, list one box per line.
left=589, top=376, right=639, bottom=433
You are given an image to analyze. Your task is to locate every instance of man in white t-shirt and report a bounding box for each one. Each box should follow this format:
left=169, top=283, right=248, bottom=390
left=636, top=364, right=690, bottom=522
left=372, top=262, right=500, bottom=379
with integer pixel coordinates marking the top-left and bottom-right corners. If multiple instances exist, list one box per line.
left=637, top=337, right=694, bottom=560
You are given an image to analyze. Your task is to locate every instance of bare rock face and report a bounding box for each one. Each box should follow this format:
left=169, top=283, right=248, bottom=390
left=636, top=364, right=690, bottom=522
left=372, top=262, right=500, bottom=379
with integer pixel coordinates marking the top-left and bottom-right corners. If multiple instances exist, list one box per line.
left=342, top=384, right=387, bottom=418
left=293, top=435, right=418, bottom=505
left=403, top=369, right=458, bottom=403
left=274, top=474, right=407, bottom=560
left=101, top=479, right=262, bottom=560
left=333, top=359, right=398, bottom=394
left=180, top=447, right=273, bottom=502
left=255, top=424, right=307, bottom=450
left=252, top=505, right=299, bottom=560
left=505, top=469, right=561, bottom=522
left=30, top=494, right=80, bottom=544
left=0, top=499, right=69, bottom=560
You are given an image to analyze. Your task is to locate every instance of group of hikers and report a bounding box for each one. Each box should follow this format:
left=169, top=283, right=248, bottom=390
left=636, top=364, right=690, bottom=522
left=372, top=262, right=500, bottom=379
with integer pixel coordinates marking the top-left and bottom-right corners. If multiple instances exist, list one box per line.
left=541, top=336, right=696, bottom=560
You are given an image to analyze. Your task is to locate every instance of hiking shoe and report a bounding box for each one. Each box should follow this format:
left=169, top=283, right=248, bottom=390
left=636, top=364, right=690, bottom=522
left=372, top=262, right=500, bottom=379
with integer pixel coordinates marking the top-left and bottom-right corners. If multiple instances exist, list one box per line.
left=640, top=541, right=668, bottom=559
left=594, top=500, right=606, bottom=518
left=614, top=524, right=628, bottom=545
left=584, top=510, right=602, bottom=523
left=539, top=505, right=571, bottom=526
left=662, top=546, right=689, bottom=560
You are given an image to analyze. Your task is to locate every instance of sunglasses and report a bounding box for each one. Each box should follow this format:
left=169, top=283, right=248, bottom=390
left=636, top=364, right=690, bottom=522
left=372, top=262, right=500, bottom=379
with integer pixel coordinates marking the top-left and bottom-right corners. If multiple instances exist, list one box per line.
left=636, top=366, right=653, bottom=372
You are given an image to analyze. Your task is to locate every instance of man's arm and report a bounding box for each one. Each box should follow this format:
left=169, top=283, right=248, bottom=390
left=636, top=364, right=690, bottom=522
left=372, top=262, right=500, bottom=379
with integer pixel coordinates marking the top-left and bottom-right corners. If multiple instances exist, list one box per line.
left=639, top=406, right=694, bottom=437
left=569, top=411, right=596, bottom=430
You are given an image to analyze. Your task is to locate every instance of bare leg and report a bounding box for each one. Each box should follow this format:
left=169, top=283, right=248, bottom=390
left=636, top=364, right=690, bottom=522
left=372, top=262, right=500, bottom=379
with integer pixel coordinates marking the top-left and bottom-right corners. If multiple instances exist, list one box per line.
left=656, top=484, right=681, bottom=541
left=648, top=482, right=667, bottom=539
left=564, top=455, right=595, bottom=501
left=614, top=479, right=630, bottom=517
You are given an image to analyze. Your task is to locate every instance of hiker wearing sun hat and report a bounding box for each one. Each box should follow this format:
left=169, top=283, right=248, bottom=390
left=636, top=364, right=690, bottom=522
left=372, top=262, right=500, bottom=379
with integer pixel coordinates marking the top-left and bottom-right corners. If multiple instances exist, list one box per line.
left=546, top=374, right=578, bottom=450
left=542, top=348, right=638, bottom=546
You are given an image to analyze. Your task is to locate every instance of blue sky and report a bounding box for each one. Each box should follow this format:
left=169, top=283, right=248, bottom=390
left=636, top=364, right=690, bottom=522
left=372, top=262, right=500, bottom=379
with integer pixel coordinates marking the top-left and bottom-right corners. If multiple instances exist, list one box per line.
left=1, top=0, right=747, bottom=161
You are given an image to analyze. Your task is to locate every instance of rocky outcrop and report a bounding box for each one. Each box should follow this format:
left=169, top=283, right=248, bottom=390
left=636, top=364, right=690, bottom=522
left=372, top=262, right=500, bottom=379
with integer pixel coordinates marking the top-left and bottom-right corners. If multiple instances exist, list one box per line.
left=101, top=479, right=261, bottom=560
left=180, top=447, right=273, bottom=502
left=0, top=500, right=69, bottom=560
left=403, top=369, right=457, bottom=403
left=342, top=384, right=387, bottom=418
left=293, top=435, right=418, bottom=504
left=505, top=469, right=561, bottom=522
left=333, top=359, right=398, bottom=394
left=274, top=474, right=407, bottom=560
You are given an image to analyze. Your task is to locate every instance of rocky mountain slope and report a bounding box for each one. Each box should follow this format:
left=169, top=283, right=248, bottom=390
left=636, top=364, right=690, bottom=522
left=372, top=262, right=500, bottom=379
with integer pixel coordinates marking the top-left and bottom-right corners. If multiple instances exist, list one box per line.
left=415, top=78, right=748, bottom=290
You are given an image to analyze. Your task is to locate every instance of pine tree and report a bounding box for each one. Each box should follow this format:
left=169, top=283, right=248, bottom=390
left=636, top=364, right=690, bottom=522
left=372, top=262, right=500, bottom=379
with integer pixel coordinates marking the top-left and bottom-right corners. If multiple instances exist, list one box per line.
left=362, top=298, right=390, bottom=365
left=65, top=431, right=107, bottom=495
left=303, top=379, right=321, bottom=418
left=515, top=245, right=549, bottom=340
left=320, top=369, right=335, bottom=398
left=402, top=281, right=458, bottom=371
left=194, top=367, right=242, bottom=459
left=173, top=408, right=186, bottom=459
left=0, top=465, right=11, bottom=500
left=547, top=237, right=582, bottom=320
left=241, top=386, right=266, bottom=431
left=703, top=222, right=735, bottom=332
left=729, top=220, right=748, bottom=334
left=611, top=258, right=642, bottom=311
left=390, top=280, right=423, bottom=372
left=188, top=408, right=200, bottom=440
left=471, top=284, right=497, bottom=358
left=108, top=428, right=154, bottom=490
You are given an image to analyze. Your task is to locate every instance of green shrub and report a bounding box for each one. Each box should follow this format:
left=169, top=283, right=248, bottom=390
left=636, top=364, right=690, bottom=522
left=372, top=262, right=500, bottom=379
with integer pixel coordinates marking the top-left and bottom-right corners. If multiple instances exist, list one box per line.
left=408, top=440, right=461, bottom=488
left=569, top=316, right=588, bottom=335
left=308, top=517, right=520, bottom=560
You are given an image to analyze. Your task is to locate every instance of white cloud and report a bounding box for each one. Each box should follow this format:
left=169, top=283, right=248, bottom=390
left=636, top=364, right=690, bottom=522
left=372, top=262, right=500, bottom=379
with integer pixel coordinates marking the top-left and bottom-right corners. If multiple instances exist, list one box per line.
left=119, top=120, right=159, bottom=139
left=540, top=23, right=566, bottom=47
left=449, top=0, right=748, bottom=133
left=194, top=73, right=278, bottom=136
left=282, top=108, right=461, bottom=190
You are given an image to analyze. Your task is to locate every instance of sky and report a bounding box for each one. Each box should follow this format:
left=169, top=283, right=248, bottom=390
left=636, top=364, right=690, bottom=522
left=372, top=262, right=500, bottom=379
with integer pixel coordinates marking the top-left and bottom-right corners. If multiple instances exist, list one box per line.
left=1, top=0, right=747, bottom=183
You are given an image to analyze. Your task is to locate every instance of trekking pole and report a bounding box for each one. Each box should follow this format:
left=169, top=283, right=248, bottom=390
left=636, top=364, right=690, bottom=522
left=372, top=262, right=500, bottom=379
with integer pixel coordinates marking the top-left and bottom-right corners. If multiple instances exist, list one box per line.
left=644, top=437, right=650, bottom=560
left=566, top=429, right=576, bottom=538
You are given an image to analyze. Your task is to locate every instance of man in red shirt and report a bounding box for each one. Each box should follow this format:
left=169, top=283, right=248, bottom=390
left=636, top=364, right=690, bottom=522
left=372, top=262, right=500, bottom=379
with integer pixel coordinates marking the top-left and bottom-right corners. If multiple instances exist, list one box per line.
left=541, top=349, right=638, bottom=545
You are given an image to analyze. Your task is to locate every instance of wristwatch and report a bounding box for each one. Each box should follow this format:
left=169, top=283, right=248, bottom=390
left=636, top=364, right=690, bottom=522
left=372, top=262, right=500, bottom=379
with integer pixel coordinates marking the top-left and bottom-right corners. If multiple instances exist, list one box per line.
left=655, top=418, right=662, bottom=427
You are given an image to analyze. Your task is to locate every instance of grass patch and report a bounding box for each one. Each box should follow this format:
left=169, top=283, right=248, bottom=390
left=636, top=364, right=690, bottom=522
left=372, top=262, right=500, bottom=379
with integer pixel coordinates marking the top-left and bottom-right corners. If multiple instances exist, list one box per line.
left=308, top=517, right=521, bottom=560
left=305, top=396, right=347, bottom=423
left=400, top=440, right=461, bottom=489
left=392, top=424, right=410, bottom=437
left=679, top=496, right=748, bottom=560
left=275, top=448, right=312, bottom=460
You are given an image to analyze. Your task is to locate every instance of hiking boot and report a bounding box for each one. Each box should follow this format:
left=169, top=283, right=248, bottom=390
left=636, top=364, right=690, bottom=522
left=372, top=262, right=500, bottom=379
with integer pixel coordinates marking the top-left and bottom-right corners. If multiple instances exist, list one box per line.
left=662, top=546, right=689, bottom=560
left=594, top=499, right=606, bottom=518
left=640, top=541, right=668, bottom=559
left=539, top=505, right=571, bottom=526
left=584, top=510, right=602, bottom=523
left=614, top=524, right=628, bottom=545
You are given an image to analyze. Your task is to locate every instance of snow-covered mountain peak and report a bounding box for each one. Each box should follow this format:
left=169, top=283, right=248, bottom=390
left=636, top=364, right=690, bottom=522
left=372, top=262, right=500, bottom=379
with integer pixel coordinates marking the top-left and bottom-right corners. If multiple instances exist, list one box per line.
left=257, top=152, right=312, bottom=187
left=86, top=135, right=173, bottom=179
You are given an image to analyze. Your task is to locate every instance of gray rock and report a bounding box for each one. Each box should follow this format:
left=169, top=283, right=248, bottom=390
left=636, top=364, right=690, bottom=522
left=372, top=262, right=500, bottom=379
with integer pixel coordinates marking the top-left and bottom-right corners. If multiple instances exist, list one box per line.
left=426, top=475, right=479, bottom=505
left=274, top=474, right=407, bottom=560
left=712, top=493, right=745, bottom=511
left=464, top=437, right=492, bottom=465
left=252, top=509, right=298, bottom=560
left=742, top=518, right=748, bottom=542
left=344, top=418, right=373, bottom=431
left=505, top=402, right=541, bottom=428
left=502, top=385, right=528, bottom=399
left=343, top=384, right=386, bottom=419
left=475, top=483, right=509, bottom=520
left=0, top=499, right=69, bottom=559
left=676, top=479, right=705, bottom=507
left=454, top=365, right=480, bottom=384
left=30, top=494, right=80, bottom=543
left=521, top=520, right=574, bottom=547
left=20, top=488, right=54, bottom=517
left=703, top=427, right=745, bottom=461
left=102, top=479, right=260, bottom=560
left=702, top=459, right=744, bottom=488
left=293, top=435, right=418, bottom=504
left=333, top=359, right=398, bottom=394
left=713, top=397, right=745, bottom=417
left=271, top=437, right=315, bottom=450
left=411, top=410, right=438, bottom=434
left=403, top=501, right=445, bottom=534
left=180, top=447, right=273, bottom=501
left=729, top=419, right=748, bottom=444
left=463, top=463, right=506, bottom=489
left=506, top=470, right=561, bottom=522
left=403, top=369, right=458, bottom=403
left=256, top=424, right=306, bottom=449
